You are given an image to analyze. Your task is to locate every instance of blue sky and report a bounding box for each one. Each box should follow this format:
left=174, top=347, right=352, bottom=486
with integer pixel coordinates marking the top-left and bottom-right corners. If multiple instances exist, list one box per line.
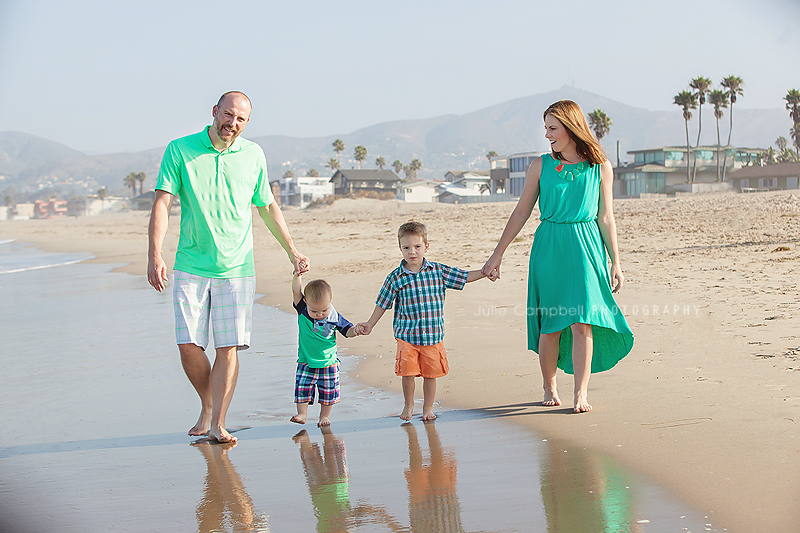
left=1, top=0, right=798, bottom=154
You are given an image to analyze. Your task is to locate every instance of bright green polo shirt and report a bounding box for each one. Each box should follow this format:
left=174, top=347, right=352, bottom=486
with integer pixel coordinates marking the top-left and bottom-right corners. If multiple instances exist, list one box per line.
left=156, top=127, right=274, bottom=278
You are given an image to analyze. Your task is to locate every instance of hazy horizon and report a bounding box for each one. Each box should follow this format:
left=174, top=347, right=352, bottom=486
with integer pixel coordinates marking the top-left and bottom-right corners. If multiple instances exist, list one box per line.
left=1, top=0, right=798, bottom=155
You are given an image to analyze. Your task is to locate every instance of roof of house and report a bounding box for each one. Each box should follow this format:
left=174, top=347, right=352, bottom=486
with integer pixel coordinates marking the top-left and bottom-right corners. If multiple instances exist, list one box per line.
left=627, top=145, right=767, bottom=154
left=332, top=169, right=400, bottom=182
left=729, top=162, right=800, bottom=179
left=614, top=163, right=680, bottom=174
left=445, top=170, right=490, bottom=178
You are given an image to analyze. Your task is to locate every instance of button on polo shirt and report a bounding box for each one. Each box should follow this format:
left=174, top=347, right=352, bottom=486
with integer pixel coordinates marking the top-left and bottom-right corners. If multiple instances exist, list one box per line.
left=156, top=127, right=273, bottom=278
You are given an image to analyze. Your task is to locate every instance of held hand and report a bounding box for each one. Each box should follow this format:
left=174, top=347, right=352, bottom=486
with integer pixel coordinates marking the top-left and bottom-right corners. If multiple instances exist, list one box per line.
left=293, top=252, right=310, bottom=275
left=610, top=264, right=624, bottom=293
left=147, top=256, right=169, bottom=292
left=482, top=253, right=502, bottom=281
left=355, top=323, right=372, bottom=336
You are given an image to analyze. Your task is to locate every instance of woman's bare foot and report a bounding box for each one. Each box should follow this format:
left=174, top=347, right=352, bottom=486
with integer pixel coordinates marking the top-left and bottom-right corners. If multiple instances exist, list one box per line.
left=290, top=414, right=306, bottom=424
left=400, top=404, right=414, bottom=421
left=542, top=389, right=562, bottom=407
left=317, top=416, right=331, bottom=427
left=188, top=409, right=212, bottom=436
left=422, top=409, right=437, bottom=421
left=574, top=392, right=592, bottom=413
left=208, top=426, right=237, bottom=443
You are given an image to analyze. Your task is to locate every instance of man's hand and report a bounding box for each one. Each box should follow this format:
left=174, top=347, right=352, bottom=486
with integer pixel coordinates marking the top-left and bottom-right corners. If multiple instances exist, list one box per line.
left=147, top=255, right=169, bottom=292
left=293, top=253, right=310, bottom=275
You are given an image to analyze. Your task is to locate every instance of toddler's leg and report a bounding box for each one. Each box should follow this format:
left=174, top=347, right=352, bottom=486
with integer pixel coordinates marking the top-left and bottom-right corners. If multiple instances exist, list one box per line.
left=292, top=402, right=308, bottom=424
left=422, top=377, right=437, bottom=420
left=318, top=404, right=333, bottom=427
left=401, top=376, right=416, bottom=421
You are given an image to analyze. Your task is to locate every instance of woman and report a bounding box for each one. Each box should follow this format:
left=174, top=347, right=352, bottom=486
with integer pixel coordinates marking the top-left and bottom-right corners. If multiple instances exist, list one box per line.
left=482, top=100, right=633, bottom=413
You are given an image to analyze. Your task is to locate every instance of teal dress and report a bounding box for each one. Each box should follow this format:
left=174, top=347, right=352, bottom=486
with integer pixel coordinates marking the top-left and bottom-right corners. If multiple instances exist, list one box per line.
left=527, top=154, right=633, bottom=374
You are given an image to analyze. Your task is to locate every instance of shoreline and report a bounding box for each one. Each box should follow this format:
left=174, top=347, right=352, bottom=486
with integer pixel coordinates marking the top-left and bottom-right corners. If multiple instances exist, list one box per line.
left=2, top=192, right=799, bottom=532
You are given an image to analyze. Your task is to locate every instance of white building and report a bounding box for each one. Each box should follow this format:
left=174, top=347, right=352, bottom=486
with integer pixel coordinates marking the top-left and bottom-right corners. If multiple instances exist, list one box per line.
left=279, top=176, right=334, bottom=208
left=396, top=180, right=443, bottom=203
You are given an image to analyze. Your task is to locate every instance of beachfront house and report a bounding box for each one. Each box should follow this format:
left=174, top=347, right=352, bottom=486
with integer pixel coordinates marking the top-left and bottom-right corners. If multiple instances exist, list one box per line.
left=396, top=180, right=443, bottom=203
left=490, top=151, right=546, bottom=198
left=728, top=162, right=800, bottom=192
left=278, top=175, right=334, bottom=208
left=614, top=145, right=767, bottom=197
left=329, top=169, right=400, bottom=196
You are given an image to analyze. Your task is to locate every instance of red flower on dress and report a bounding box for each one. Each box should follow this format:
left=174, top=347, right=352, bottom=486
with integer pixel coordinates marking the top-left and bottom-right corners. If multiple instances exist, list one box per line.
left=555, top=164, right=564, bottom=172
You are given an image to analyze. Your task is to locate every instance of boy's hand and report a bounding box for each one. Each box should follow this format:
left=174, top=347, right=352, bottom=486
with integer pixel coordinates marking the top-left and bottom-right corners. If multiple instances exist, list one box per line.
left=355, top=323, right=372, bottom=336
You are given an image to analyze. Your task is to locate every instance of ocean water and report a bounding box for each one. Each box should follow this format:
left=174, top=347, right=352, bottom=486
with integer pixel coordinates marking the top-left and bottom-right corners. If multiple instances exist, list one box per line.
left=0, top=240, right=720, bottom=532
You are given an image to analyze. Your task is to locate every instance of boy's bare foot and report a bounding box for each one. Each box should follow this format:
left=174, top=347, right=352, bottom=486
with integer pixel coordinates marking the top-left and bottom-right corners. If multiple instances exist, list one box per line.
left=208, top=426, right=237, bottom=443
left=422, top=410, right=437, bottom=421
left=542, top=390, right=562, bottom=407
left=400, top=405, right=414, bottom=421
left=188, top=409, right=212, bottom=436
left=574, top=393, right=592, bottom=413
left=290, top=414, right=307, bottom=424
left=317, top=417, right=331, bottom=427
left=292, top=430, right=309, bottom=443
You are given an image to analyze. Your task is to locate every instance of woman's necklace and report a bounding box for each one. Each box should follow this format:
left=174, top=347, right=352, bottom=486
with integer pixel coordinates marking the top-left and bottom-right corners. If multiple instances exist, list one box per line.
left=554, top=157, right=588, bottom=182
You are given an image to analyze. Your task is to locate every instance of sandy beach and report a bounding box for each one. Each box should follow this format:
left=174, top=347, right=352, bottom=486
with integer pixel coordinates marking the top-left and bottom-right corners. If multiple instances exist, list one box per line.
left=3, top=190, right=800, bottom=532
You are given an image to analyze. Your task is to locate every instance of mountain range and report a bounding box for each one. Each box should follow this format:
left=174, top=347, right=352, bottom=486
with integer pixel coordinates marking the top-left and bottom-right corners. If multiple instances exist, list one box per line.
left=1, top=86, right=793, bottom=198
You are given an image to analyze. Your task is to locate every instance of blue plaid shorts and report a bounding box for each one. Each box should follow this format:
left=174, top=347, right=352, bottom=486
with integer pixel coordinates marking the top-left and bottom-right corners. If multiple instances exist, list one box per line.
left=294, top=362, right=340, bottom=405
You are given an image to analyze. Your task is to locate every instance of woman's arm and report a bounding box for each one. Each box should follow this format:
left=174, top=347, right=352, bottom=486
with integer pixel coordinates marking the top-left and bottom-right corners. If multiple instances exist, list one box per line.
left=596, top=160, right=624, bottom=292
left=481, top=157, right=542, bottom=279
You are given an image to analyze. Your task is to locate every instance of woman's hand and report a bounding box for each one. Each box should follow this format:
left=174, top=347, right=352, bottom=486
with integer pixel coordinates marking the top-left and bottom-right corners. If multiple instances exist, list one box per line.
left=610, top=263, right=624, bottom=293
left=482, top=252, right=503, bottom=281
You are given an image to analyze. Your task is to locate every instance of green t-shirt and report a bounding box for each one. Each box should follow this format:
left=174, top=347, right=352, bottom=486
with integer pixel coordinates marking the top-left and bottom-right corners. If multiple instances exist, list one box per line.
left=294, top=297, right=353, bottom=368
left=156, top=127, right=274, bottom=278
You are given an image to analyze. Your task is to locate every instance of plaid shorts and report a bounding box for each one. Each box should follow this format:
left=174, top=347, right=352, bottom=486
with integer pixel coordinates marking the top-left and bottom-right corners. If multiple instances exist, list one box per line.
left=294, top=363, right=340, bottom=406
left=173, top=270, right=256, bottom=350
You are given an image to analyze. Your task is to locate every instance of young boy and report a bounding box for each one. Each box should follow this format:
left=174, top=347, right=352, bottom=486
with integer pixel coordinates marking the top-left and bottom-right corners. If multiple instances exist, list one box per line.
left=358, top=221, right=486, bottom=421
left=291, top=273, right=358, bottom=427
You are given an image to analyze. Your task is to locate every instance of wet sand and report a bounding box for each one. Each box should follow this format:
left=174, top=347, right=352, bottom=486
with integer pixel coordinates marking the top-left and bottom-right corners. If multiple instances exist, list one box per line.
left=2, top=191, right=800, bottom=531
left=0, top=255, right=715, bottom=532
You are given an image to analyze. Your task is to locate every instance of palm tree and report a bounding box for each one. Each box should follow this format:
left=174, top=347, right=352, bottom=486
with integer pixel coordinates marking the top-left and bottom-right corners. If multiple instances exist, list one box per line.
left=124, top=173, right=137, bottom=197
left=375, top=156, right=386, bottom=170
left=97, top=187, right=108, bottom=211
left=325, top=158, right=340, bottom=173
left=404, top=158, right=422, bottom=180
left=785, top=89, right=800, bottom=155
left=708, top=89, right=728, bottom=182
left=720, top=76, right=744, bottom=181
left=776, top=136, right=788, bottom=152
left=765, top=146, right=777, bottom=165
left=283, top=170, right=295, bottom=180
left=307, top=169, right=319, bottom=177
left=392, top=160, right=403, bottom=175
left=353, top=145, right=367, bottom=169
left=689, top=76, right=712, bottom=181
left=332, top=139, right=345, bottom=164
left=587, top=109, right=612, bottom=140
left=135, top=172, right=146, bottom=195
left=790, top=123, right=800, bottom=159
left=486, top=150, right=498, bottom=162
left=673, top=90, right=697, bottom=183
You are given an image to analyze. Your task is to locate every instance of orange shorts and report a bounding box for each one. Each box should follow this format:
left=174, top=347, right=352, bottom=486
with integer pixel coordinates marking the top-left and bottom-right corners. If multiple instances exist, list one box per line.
left=395, top=339, right=449, bottom=378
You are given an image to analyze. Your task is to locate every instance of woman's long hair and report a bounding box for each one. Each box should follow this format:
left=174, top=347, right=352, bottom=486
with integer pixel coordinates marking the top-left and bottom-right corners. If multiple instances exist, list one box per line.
left=543, top=100, right=607, bottom=166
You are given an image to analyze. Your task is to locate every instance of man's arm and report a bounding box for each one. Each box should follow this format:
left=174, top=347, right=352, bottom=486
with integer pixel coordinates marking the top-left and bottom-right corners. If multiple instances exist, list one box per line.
left=257, top=200, right=309, bottom=274
left=292, top=271, right=303, bottom=305
left=147, top=190, right=174, bottom=292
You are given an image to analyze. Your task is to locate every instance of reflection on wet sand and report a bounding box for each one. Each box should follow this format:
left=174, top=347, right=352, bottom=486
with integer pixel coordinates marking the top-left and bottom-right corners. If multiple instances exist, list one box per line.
left=403, top=422, right=465, bottom=533
left=540, top=438, right=643, bottom=533
left=192, top=441, right=269, bottom=532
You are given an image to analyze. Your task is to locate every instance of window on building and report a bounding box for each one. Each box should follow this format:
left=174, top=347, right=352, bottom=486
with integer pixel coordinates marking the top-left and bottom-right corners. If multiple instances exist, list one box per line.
left=634, top=153, right=644, bottom=163
left=696, top=150, right=713, bottom=160
left=666, top=151, right=684, bottom=161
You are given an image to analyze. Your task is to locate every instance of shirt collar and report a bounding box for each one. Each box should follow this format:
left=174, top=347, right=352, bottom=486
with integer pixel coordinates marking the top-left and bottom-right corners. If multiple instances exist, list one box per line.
left=201, top=126, right=244, bottom=153
left=400, top=258, right=432, bottom=275
left=313, top=303, right=339, bottom=325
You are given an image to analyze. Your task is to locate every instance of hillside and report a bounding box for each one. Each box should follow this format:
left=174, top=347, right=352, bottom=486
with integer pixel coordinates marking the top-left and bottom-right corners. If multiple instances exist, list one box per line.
left=1, top=87, right=792, bottom=196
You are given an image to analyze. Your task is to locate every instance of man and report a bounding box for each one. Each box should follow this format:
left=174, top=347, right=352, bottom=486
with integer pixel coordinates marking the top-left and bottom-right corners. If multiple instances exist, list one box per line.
left=148, top=91, right=308, bottom=443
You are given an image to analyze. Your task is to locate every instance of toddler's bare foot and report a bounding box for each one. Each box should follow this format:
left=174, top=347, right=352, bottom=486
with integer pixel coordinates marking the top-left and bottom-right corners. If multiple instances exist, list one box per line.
left=317, top=417, right=331, bottom=427
left=188, top=409, right=212, bottom=436
left=422, top=409, right=437, bottom=421
left=290, top=414, right=307, bottom=424
left=399, top=405, right=414, bottom=421
left=542, top=389, right=561, bottom=407
left=208, top=426, right=237, bottom=443
left=574, top=393, right=592, bottom=413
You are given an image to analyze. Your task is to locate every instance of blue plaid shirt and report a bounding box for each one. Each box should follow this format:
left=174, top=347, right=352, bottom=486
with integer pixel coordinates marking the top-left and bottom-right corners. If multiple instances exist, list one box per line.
left=375, top=259, right=468, bottom=346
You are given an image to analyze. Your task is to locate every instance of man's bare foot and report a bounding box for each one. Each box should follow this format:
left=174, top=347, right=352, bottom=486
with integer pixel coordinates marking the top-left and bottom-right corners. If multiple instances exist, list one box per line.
left=400, top=405, right=414, bottom=421
left=290, top=414, right=306, bottom=424
left=208, top=426, right=238, bottom=443
left=188, top=409, right=212, bottom=436
left=317, top=416, right=331, bottom=427
left=542, top=389, right=562, bottom=407
left=574, top=393, right=592, bottom=413
left=422, top=410, right=437, bottom=421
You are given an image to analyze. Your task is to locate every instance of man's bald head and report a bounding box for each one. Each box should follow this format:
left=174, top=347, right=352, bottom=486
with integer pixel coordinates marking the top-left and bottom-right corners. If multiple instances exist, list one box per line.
left=217, top=91, right=252, bottom=111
